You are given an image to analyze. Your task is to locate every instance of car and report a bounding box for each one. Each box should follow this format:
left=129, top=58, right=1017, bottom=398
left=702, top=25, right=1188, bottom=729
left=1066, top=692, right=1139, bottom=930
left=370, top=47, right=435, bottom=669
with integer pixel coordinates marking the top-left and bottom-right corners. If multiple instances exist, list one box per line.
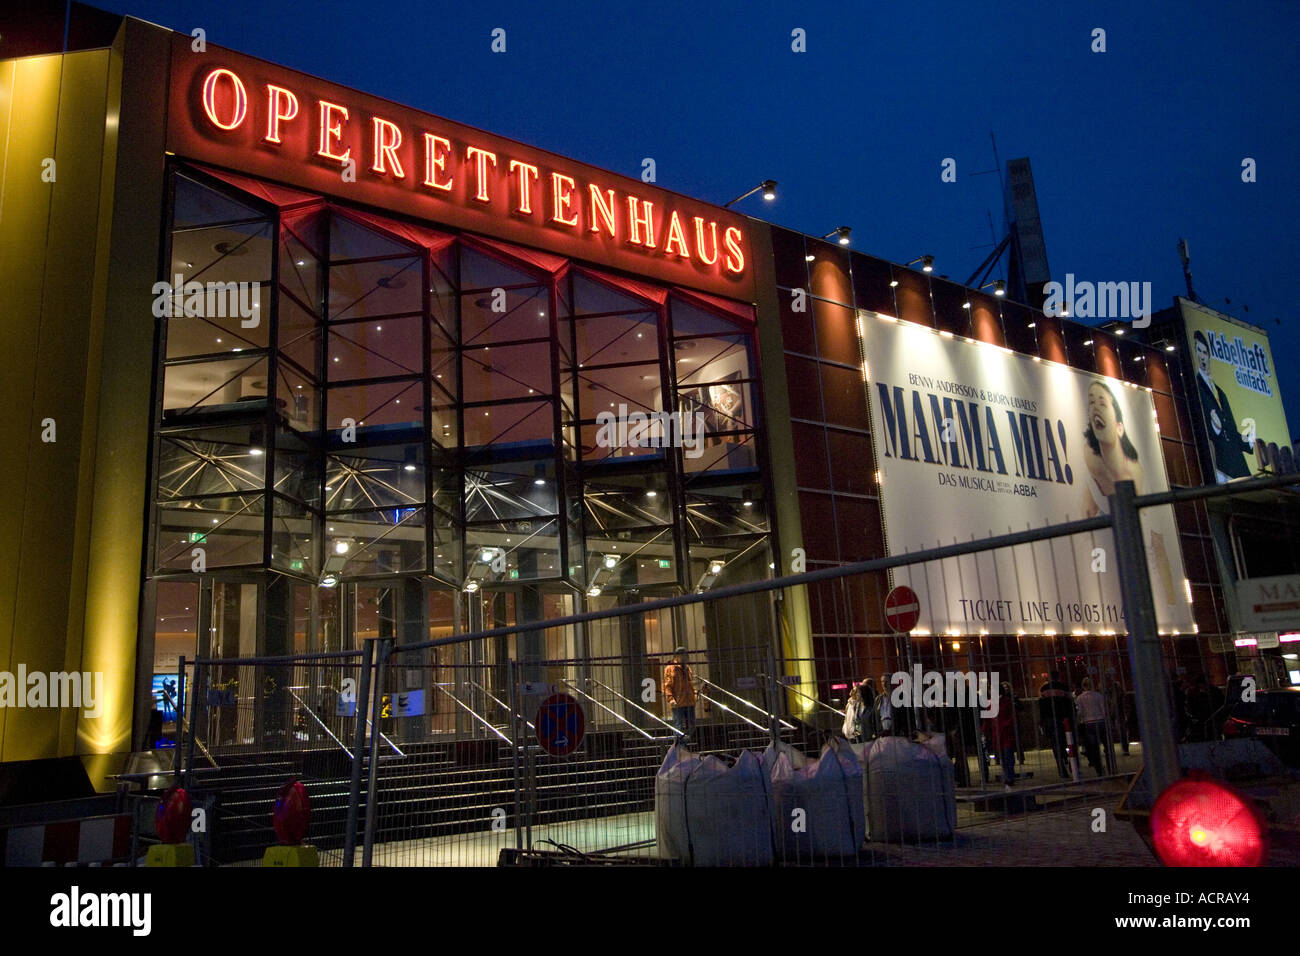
left=1222, top=686, right=1300, bottom=766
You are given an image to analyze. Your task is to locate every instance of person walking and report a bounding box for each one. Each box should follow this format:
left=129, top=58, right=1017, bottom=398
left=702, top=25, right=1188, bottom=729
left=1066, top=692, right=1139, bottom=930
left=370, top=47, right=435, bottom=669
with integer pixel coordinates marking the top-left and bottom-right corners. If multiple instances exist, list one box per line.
left=983, top=681, right=1019, bottom=789
left=663, top=646, right=698, bottom=740
left=842, top=679, right=876, bottom=742
left=1075, top=678, right=1110, bottom=776
left=1038, top=671, right=1075, bottom=778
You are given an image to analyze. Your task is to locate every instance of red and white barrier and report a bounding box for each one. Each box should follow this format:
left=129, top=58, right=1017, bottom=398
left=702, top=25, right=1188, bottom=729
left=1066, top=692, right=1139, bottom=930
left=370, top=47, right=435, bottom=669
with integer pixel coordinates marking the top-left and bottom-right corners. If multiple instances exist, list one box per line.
left=0, top=815, right=132, bottom=867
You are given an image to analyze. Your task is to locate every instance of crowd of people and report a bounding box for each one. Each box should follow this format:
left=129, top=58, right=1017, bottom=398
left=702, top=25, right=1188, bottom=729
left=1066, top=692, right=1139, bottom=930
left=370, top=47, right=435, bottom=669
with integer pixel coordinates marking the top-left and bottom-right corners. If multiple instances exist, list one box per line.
left=838, top=668, right=1237, bottom=788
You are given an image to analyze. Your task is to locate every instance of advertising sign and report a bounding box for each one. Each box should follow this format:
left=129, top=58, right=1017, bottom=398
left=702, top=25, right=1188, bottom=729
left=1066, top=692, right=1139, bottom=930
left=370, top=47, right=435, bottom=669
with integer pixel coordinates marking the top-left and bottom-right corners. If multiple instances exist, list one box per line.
left=1179, top=299, right=1291, bottom=483
left=860, top=313, right=1195, bottom=636
left=166, top=37, right=753, bottom=302
left=1234, top=575, right=1300, bottom=632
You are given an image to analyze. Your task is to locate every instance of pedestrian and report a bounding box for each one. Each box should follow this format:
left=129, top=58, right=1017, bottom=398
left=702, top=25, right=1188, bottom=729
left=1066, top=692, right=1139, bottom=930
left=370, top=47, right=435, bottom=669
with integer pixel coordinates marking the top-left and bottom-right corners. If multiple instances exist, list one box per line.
left=875, top=674, right=899, bottom=736
left=663, top=646, right=698, bottom=740
left=1038, top=670, right=1075, bottom=778
left=841, top=679, right=877, bottom=742
left=1075, top=678, right=1109, bottom=776
left=983, top=681, right=1018, bottom=789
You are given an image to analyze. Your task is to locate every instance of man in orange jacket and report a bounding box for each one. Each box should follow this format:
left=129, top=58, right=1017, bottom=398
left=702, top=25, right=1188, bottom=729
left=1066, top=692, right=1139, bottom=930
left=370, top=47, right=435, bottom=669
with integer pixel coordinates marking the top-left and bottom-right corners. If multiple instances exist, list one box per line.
left=664, top=646, right=697, bottom=739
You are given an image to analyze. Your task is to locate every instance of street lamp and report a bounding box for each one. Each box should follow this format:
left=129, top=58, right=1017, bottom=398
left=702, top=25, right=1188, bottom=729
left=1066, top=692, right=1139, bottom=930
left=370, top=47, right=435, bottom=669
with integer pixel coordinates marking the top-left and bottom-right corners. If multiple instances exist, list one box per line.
left=723, top=180, right=778, bottom=208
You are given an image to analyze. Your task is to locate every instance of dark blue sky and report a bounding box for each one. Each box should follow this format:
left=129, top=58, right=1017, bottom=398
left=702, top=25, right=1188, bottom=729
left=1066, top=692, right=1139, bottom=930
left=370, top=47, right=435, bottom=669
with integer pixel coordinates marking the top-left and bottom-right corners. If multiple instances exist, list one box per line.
left=99, top=0, right=1300, bottom=427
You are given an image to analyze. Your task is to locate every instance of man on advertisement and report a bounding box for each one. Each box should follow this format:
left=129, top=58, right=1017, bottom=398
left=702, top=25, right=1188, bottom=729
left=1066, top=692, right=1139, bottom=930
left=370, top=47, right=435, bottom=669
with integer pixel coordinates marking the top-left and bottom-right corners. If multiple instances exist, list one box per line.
left=1192, top=329, right=1256, bottom=481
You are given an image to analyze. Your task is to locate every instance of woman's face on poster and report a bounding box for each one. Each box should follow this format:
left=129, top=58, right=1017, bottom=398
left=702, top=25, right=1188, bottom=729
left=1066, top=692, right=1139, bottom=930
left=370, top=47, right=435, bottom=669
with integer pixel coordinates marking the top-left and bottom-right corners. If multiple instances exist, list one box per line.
left=1088, top=383, right=1123, bottom=447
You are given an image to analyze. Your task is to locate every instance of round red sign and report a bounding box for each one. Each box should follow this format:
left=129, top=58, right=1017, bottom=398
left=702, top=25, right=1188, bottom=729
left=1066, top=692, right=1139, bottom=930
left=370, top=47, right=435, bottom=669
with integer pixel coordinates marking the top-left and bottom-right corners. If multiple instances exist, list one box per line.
left=884, top=585, right=921, bottom=633
left=535, top=693, right=585, bottom=756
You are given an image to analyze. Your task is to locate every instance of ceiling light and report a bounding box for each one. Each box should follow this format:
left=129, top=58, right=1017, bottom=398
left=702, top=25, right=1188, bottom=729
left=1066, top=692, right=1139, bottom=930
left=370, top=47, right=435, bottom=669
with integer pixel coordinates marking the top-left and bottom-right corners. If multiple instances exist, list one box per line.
left=404, top=464, right=416, bottom=472
left=335, top=540, right=349, bottom=555
left=249, top=447, right=264, bottom=456
left=646, top=490, right=657, bottom=498
left=587, top=586, right=601, bottom=597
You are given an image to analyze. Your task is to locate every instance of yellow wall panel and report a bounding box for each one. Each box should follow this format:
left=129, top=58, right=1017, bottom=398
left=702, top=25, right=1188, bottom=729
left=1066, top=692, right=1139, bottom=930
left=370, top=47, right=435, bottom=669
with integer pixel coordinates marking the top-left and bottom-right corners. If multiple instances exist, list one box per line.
left=0, top=55, right=62, bottom=758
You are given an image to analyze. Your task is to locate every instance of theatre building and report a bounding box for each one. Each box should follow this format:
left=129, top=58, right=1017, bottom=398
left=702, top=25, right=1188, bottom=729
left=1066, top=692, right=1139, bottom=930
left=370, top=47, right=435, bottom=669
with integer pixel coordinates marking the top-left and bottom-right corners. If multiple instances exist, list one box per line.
left=0, top=10, right=1229, bottom=778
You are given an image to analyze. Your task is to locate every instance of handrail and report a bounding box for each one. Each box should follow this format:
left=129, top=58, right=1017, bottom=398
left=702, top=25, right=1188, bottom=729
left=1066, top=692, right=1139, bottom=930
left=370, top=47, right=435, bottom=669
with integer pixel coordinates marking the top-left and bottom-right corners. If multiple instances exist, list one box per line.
left=287, top=687, right=353, bottom=760
left=582, top=675, right=681, bottom=737
left=466, top=679, right=534, bottom=731
left=160, top=684, right=217, bottom=769
left=430, top=683, right=510, bottom=744
left=366, top=719, right=406, bottom=759
left=697, top=677, right=797, bottom=730
left=697, top=692, right=767, bottom=732
left=558, top=678, right=656, bottom=740
left=780, top=682, right=847, bottom=718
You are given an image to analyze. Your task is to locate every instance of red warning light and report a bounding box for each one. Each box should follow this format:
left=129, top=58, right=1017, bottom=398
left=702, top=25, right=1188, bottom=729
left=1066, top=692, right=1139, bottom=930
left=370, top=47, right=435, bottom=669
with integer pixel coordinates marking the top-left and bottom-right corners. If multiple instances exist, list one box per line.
left=273, top=780, right=312, bottom=846
left=156, top=786, right=192, bottom=844
left=1151, top=774, right=1266, bottom=867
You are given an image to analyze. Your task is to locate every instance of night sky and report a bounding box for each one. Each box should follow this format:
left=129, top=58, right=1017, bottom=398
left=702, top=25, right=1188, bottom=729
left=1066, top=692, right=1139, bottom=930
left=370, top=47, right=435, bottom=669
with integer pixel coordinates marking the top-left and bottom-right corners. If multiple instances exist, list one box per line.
left=92, top=0, right=1300, bottom=428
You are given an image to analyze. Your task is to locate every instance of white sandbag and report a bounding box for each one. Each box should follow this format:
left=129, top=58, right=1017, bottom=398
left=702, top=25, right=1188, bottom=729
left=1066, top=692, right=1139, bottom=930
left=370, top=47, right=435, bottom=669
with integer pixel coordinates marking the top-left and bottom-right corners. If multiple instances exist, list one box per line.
left=654, top=745, right=774, bottom=865
left=654, top=742, right=696, bottom=861
left=770, top=738, right=864, bottom=859
left=760, top=740, right=807, bottom=776
left=864, top=735, right=956, bottom=842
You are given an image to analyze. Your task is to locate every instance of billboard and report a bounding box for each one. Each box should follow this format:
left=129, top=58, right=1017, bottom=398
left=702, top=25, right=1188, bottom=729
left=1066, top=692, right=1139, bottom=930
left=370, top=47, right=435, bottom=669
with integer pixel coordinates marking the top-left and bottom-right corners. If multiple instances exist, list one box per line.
left=860, top=312, right=1195, bottom=636
left=1179, top=299, right=1291, bottom=483
left=1234, top=575, right=1300, bottom=633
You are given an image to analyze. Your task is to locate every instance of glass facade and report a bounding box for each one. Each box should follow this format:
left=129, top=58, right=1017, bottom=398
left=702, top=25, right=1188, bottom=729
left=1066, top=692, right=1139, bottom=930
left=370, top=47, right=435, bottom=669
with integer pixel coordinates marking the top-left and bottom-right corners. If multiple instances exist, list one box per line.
left=145, top=165, right=773, bottom=680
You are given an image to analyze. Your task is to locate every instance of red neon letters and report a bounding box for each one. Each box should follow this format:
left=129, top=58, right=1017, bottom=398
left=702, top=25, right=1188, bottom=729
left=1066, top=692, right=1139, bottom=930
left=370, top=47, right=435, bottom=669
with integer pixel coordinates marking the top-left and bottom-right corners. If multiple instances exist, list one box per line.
left=196, top=67, right=745, bottom=276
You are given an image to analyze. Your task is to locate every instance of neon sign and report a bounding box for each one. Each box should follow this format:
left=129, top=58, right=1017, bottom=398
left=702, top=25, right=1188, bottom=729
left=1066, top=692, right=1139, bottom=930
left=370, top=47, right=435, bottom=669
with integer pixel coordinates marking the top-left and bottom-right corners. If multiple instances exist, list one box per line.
left=169, top=40, right=751, bottom=299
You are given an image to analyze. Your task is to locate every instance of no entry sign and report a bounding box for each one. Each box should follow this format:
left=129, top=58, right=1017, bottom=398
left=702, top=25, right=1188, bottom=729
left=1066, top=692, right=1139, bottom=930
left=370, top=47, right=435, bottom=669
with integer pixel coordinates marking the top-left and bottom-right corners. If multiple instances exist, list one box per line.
left=535, top=693, right=585, bottom=756
left=885, top=585, right=921, bottom=633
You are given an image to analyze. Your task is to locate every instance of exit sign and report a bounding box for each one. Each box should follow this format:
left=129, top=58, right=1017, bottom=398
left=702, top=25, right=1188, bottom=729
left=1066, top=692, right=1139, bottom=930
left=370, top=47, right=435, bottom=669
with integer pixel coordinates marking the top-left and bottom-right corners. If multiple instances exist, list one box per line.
left=509, top=569, right=519, bottom=580
left=658, top=559, right=671, bottom=569
left=189, top=531, right=207, bottom=543
left=290, top=559, right=305, bottom=571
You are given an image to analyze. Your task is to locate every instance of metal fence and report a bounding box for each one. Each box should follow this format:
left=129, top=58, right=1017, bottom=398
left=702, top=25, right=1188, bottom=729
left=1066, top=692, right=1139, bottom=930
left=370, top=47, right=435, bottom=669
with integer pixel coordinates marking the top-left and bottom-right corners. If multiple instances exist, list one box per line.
left=164, top=473, right=1300, bottom=867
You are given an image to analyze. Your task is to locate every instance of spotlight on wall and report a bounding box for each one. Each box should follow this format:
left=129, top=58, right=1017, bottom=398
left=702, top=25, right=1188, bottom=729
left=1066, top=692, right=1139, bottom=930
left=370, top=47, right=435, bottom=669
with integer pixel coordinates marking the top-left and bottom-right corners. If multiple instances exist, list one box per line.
left=823, top=226, right=851, bottom=245
left=906, top=255, right=935, bottom=273
left=722, top=179, right=778, bottom=208
left=587, top=586, right=602, bottom=597
left=604, top=554, right=619, bottom=570
left=320, top=574, right=338, bottom=588
left=335, top=540, right=350, bottom=555
left=979, top=279, right=1006, bottom=297
left=464, top=581, right=479, bottom=593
